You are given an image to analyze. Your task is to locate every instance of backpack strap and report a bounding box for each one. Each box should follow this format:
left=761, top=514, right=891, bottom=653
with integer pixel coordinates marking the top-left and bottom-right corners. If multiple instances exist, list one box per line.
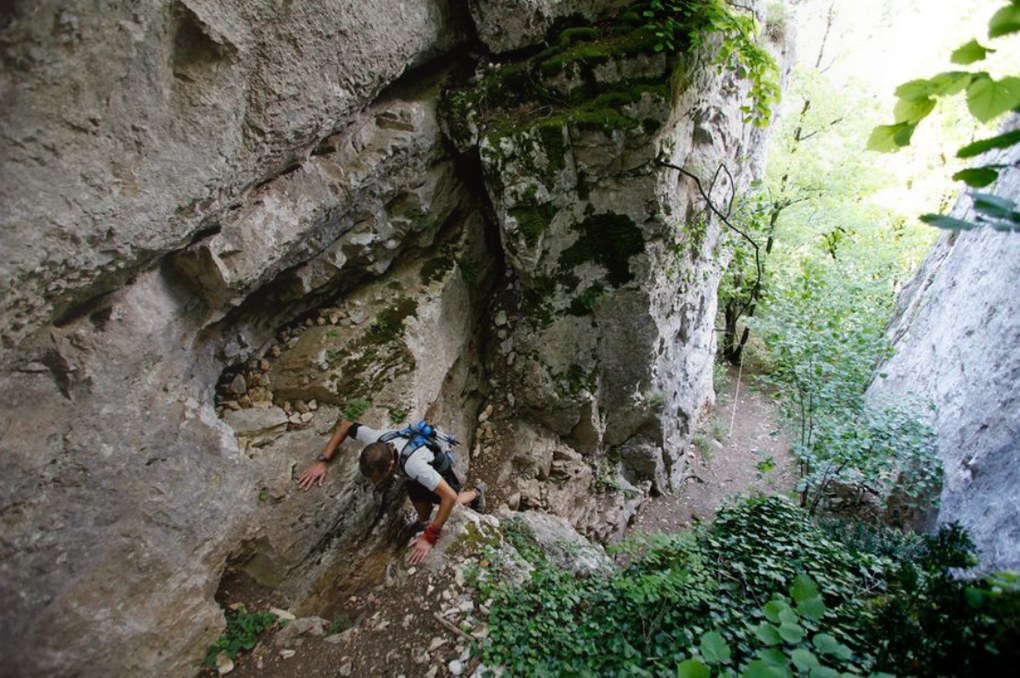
left=379, top=426, right=453, bottom=477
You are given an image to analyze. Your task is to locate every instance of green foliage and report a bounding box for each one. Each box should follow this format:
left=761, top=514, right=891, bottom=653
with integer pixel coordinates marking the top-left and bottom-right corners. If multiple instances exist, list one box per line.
left=388, top=407, right=408, bottom=424
left=204, top=605, right=278, bottom=666
left=343, top=398, right=371, bottom=420
left=871, top=0, right=1020, bottom=231
left=481, top=496, right=1020, bottom=677
left=479, top=497, right=884, bottom=676
left=751, top=262, right=941, bottom=514
left=328, top=615, right=351, bottom=636
left=643, top=0, right=781, bottom=127
left=868, top=525, right=1020, bottom=676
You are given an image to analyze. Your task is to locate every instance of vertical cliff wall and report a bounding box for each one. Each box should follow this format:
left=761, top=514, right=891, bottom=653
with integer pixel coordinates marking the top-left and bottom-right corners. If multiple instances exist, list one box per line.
left=0, top=2, right=785, bottom=675
left=868, top=127, right=1020, bottom=571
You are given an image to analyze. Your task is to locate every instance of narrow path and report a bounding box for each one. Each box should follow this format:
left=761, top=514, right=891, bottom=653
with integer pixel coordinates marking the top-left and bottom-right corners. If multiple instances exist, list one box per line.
left=627, top=366, right=798, bottom=535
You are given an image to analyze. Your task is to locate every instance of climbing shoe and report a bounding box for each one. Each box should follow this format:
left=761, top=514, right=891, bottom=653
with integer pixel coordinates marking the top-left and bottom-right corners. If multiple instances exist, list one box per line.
left=470, top=481, right=487, bottom=513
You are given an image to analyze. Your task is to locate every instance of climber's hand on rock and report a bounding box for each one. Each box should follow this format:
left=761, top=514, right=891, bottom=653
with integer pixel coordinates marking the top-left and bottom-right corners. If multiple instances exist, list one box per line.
left=407, top=536, right=433, bottom=565
left=297, top=461, right=327, bottom=490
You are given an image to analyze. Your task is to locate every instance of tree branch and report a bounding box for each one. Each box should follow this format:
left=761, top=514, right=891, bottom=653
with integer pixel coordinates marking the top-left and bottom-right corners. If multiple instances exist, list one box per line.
left=658, top=160, right=762, bottom=327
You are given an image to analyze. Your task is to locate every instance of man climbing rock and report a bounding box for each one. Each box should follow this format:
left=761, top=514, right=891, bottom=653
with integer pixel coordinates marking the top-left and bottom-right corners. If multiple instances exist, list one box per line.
left=297, top=418, right=485, bottom=565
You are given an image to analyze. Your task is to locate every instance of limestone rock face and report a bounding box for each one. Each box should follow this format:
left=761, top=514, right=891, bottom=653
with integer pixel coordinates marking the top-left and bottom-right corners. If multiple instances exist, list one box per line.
left=0, top=0, right=466, bottom=356
left=462, top=3, right=781, bottom=527
left=868, top=131, right=1020, bottom=570
left=0, top=2, right=786, bottom=676
left=468, top=0, right=631, bottom=53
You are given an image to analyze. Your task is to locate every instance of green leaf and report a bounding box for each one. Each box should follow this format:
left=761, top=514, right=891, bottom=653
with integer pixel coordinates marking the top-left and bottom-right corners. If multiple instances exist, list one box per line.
left=791, top=649, right=820, bottom=672
left=701, top=630, right=733, bottom=664
left=756, top=648, right=790, bottom=667
left=966, top=76, right=1020, bottom=123
left=743, top=660, right=792, bottom=678
left=763, top=600, right=789, bottom=624
left=971, top=192, right=1020, bottom=220
left=756, top=623, right=782, bottom=645
left=779, top=622, right=806, bottom=644
left=929, top=71, right=972, bottom=96
left=790, top=575, right=819, bottom=603
left=867, top=123, right=915, bottom=152
left=796, top=596, right=826, bottom=621
left=813, top=633, right=853, bottom=660
left=989, top=4, right=1020, bottom=37
left=677, top=659, right=712, bottom=678
left=951, top=39, right=994, bottom=65
left=894, top=79, right=932, bottom=101
left=953, top=167, right=1000, bottom=187
left=809, top=667, right=840, bottom=678
left=919, top=214, right=980, bottom=230
left=958, top=129, right=1020, bottom=158
left=778, top=607, right=800, bottom=626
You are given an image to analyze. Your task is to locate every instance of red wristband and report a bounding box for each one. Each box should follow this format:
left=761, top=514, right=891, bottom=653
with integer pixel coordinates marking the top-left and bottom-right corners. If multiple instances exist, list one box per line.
left=423, top=524, right=442, bottom=545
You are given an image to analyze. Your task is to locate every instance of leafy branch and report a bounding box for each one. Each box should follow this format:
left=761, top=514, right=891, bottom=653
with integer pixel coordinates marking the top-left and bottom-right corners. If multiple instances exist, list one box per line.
left=869, top=0, right=1020, bottom=232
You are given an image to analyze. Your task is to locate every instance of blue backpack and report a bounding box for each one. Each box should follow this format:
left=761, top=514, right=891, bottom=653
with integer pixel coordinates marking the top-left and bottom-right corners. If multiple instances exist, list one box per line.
left=379, top=419, right=459, bottom=476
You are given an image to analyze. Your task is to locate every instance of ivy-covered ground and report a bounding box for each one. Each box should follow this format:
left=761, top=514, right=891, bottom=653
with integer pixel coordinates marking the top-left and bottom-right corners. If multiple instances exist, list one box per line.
left=475, top=496, right=1020, bottom=678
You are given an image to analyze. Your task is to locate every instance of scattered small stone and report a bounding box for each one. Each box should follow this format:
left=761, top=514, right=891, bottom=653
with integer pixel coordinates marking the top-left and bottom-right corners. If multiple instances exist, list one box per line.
left=247, top=359, right=259, bottom=370
left=507, top=393, right=515, bottom=407
left=269, top=345, right=282, bottom=358
left=350, top=310, right=368, bottom=325
left=428, top=637, right=447, bottom=652
left=377, top=620, right=390, bottom=630
left=425, top=666, right=439, bottom=678
left=300, top=412, right=314, bottom=423
left=294, top=399, right=309, bottom=414
left=339, top=661, right=353, bottom=676
left=494, top=311, right=508, bottom=327
left=316, top=316, right=326, bottom=325
left=408, top=567, right=417, bottom=575
left=269, top=607, right=296, bottom=621
left=308, top=399, right=318, bottom=410
left=497, top=329, right=507, bottom=340
left=229, top=374, right=248, bottom=396
left=215, top=651, right=234, bottom=675
left=304, top=318, right=315, bottom=327
left=279, top=649, right=295, bottom=659
left=448, top=660, right=464, bottom=676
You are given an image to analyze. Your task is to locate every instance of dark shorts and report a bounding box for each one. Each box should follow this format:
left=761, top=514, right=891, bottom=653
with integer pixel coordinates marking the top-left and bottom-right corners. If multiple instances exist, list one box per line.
left=406, top=466, right=462, bottom=506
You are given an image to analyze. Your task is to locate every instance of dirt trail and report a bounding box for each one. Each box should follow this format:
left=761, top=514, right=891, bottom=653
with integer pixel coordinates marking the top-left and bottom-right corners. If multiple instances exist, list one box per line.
left=627, top=365, right=798, bottom=535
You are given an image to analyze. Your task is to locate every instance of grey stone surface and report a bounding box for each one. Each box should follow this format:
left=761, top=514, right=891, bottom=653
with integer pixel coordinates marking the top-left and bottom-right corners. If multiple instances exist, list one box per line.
left=869, top=126, right=1020, bottom=569
left=0, top=2, right=791, bottom=676
left=467, top=0, right=630, bottom=53
left=474, top=0, right=784, bottom=503
left=0, top=0, right=466, bottom=357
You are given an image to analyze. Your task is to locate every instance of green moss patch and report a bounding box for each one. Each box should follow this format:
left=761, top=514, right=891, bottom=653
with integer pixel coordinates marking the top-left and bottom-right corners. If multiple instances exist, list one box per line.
left=559, top=212, right=645, bottom=287
left=419, top=256, right=455, bottom=285
left=508, top=185, right=558, bottom=248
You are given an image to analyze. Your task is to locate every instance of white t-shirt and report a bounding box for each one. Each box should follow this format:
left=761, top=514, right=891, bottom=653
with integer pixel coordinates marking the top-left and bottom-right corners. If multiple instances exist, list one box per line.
left=352, top=423, right=443, bottom=491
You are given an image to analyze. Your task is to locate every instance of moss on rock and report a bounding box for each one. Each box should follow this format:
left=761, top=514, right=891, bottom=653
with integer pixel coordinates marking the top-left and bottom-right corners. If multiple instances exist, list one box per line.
left=559, top=212, right=644, bottom=287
